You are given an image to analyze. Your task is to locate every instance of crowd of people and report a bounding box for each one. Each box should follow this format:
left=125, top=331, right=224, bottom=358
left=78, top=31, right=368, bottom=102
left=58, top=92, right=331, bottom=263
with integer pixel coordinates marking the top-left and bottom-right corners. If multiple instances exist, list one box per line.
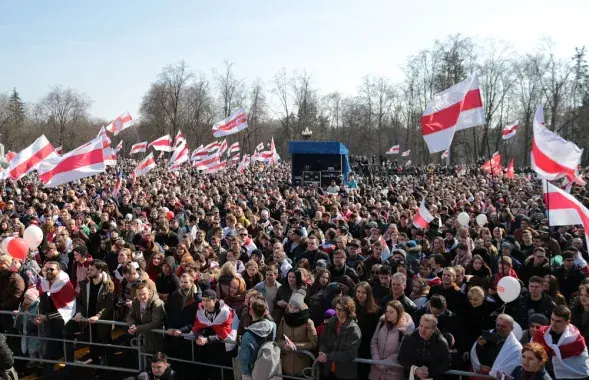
left=0, top=157, right=587, bottom=380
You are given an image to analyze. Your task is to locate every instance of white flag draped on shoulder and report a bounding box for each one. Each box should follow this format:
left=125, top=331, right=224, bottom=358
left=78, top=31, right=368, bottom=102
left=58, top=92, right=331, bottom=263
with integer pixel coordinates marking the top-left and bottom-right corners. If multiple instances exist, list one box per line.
left=38, top=136, right=106, bottom=188
left=212, top=108, right=248, bottom=138
left=421, top=75, right=485, bottom=153
left=531, top=106, right=585, bottom=185
left=8, top=135, right=57, bottom=180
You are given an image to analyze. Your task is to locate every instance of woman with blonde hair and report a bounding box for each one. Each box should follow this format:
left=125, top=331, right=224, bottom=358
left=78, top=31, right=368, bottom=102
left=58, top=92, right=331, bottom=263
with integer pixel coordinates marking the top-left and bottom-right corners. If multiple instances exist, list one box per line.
left=216, top=261, right=238, bottom=299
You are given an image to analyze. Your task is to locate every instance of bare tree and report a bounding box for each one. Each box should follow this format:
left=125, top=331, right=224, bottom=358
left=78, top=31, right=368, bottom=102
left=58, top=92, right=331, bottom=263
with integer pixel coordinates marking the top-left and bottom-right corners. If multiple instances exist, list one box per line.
left=214, top=60, right=244, bottom=119
left=39, top=86, right=92, bottom=147
left=242, top=78, right=266, bottom=151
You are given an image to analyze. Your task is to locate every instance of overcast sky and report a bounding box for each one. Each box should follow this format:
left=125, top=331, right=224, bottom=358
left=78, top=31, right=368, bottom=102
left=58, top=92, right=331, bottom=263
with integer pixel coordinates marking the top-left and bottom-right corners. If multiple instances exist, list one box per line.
left=1, top=0, right=587, bottom=119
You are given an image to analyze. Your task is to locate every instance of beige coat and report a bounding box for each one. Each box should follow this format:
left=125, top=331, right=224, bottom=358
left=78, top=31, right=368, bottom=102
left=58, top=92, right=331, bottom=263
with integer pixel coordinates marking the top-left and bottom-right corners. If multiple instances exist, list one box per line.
left=276, top=315, right=318, bottom=376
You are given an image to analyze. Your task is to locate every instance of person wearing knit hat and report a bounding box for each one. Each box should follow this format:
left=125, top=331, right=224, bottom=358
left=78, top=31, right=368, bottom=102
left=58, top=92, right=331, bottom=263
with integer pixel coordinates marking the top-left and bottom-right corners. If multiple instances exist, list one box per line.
left=288, top=289, right=308, bottom=311
left=520, top=313, right=549, bottom=344
left=15, top=286, right=42, bottom=368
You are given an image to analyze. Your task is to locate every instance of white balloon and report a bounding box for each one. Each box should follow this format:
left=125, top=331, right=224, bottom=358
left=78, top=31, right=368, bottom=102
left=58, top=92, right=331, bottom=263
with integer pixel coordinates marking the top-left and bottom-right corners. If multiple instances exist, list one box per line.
left=23, top=225, right=44, bottom=250
left=162, top=207, right=169, bottom=213
left=476, top=214, right=488, bottom=227
left=457, top=212, right=470, bottom=227
left=1, top=237, right=13, bottom=255
left=497, top=276, right=521, bottom=303
left=512, top=321, right=523, bottom=341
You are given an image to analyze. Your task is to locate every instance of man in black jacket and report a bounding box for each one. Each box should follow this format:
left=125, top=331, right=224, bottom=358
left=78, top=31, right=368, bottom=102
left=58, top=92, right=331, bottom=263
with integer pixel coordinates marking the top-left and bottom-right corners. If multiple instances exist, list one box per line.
left=398, top=313, right=451, bottom=380
left=73, top=260, right=115, bottom=374
left=381, top=272, right=416, bottom=315
left=136, top=351, right=176, bottom=380
left=329, top=249, right=359, bottom=283
left=508, top=276, right=555, bottom=329
left=554, top=250, right=586, bottom=301
left=165, top=272, right=201, bottom=378
left=297, top=236, right=330, bottom=269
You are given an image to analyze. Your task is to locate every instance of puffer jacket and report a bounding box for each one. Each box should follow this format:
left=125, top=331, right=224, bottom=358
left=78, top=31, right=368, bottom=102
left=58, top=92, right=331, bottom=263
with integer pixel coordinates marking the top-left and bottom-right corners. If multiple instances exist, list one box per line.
left=276, top=310, right=318, bottom=376
left=369, top=312, right=415, bottom=380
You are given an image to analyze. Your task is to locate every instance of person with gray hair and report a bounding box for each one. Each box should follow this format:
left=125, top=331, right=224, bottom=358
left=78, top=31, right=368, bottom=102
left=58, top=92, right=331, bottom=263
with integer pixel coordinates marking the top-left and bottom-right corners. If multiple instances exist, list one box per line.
left=398, top=313, right=450, bottom=379
left=470, top=313, right=523, bottom=377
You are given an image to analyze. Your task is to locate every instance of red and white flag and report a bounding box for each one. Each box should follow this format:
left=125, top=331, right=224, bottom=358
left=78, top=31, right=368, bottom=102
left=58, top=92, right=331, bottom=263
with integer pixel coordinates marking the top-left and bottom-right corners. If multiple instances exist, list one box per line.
left=174, top=130, right=186, bottom=148
left=194, top=153, right=221, bottom=169
left=533, top=324, right=589, bottom=379
left=561, top=166, right=581, bottom=193
left=130, top=142, right=147, bottom=155
left=113, top=171, right=123, bottom=196
left=38, top=136, right=106, bottom=188
left=482, top=152, right=502, bottom=175
left=149, top=135, right=173, bottom=152
left=228, top=142, right=240, bottom=155
left=40, top=270, right=76, bottom=323
left=168, top=142, right=189, bottom=171
left=8, top=135, right=57, bottom=180
left=386, top=145, right=400, bottom=155
left=98, top=127, right=116, bottom=166
left=230, top=153, right=241, bottom=163
left=218, top=139, right=228, bottom=155
left=413, top=199, right=434, bottom=229
left=531, top=106, right=585, bottom=185
left=114, top=140, right=123, bottom=153
left=212, top=108, right=248, bottom=138
left=105, top=112, right=133, bottom=136
left=255, top=142, right=264, bottom=151
left=543, top=180, right=589, bottom=245
left=204, top=160, right=227, bottom=174
left=55, top=146, right=63, bottom=155
left=191, top=145, right=205, bottom=161
left=401, top=150, right=411, bottom=157
left=238, top=154, right=251, bottom=174
left=133, top=153, right=156, bottom=177
left=421, top=75, right=485, bottom=153
left=502, top=121, right=519, bottom=140
left=5, top=151, right=16, bottom=163
left=441, top=150, right=449, bottom=159
left=506, top=158, right=515, bottom=180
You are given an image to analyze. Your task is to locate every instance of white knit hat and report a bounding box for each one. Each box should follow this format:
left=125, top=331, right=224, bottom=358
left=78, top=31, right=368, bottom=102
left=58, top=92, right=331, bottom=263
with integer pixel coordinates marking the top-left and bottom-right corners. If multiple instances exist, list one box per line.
left=288, top=289, right=307, bottom=310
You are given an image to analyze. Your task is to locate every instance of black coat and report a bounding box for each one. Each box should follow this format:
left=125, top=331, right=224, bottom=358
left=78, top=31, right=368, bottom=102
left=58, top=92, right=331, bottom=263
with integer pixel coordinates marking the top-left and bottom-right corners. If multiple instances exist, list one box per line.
left=508, top=293, right=555, bottom=329
left=428, top=285, right=467, bottom=315
left=398, top=328, right=451, bottom=380
left=460, top=301, right=497, bottom=353
left=319, top=317, right=362, bottom=380
left=571, top=305, right=589, bottom=343
left=554, top=266, right=585, bottom=301
left=166, top=286, right=201, bottom=332
left=414, top=307, right=462, bottom=350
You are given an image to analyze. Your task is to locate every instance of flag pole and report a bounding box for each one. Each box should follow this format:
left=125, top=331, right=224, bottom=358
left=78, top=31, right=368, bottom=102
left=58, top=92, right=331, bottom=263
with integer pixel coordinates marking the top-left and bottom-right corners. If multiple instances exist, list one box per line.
left=545, top=180, right=554, bottom=270
left=484, top=124, right=495, bottom=183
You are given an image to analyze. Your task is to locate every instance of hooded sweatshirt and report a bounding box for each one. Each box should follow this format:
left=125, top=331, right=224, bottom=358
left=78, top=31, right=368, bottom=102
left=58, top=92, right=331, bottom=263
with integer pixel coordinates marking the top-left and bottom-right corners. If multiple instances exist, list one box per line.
left=237, top=318, right=276, bottom=376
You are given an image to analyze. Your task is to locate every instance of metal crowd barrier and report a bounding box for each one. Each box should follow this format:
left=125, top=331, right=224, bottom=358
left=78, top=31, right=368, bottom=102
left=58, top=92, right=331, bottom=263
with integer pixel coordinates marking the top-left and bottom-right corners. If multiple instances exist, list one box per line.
left=0, top=310, right=493, bottom=379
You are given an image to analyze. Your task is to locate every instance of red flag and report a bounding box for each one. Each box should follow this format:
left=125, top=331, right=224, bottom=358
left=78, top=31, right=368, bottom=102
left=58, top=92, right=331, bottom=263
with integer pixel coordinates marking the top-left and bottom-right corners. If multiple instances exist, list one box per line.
left=506, top=158, right=515, bottom=180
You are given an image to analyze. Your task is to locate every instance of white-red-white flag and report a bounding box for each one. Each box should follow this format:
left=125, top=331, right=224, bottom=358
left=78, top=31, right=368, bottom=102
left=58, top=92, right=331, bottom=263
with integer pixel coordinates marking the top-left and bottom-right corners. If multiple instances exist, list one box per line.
left=168, top=142, right=189, bottom=171
left=98, top=127, right=116, bottom=167
left=149, top=135, right=173, bottom=152
left=401, top=150, right=411, bottom=157
left=255, top=142, right=264, bottom=151
left=114, top=140, right=123, bottom=153
left=218, top=139, right=228, bottom=155
left=228, top=142, right=240, bottom=155
left=38, top=136, right=105, bottom=188
left=5, top=151, right=16, bottom=163
left=441, top=150, right=449, bottom=159
left=506, top=158, right=515, bottom=180
left=531, top=106, right=585, bottom=185
left=421, top=75, right=485, bottom=153
left=133, top=153, right=156, bottom=177
left=230, top=153, right=241, bottom=163
left=40, top=271, right=76, bottom=323
left=203, top=160, right=227, bottom=174
left=413, top=199, right=434, bottom=229
left=105, top=112, right=133, bottom=136
left=8, top=135, right=57, bottom=180
left=238, top=154, right=251, bottom=174
left=212, top=108, right=248, bottom=138
left=543, top=180, right=589, bottom=248
left=130, top=142, right=147, bottom=155
left=174, top=130, right=186, bottom=148
left=502, top=121, right=519, bottom=140
left=386, top=145, right=400, bottom=155
left=55, top=146, right=63, bottom=155
left=194, top=153, right=221, bottom=169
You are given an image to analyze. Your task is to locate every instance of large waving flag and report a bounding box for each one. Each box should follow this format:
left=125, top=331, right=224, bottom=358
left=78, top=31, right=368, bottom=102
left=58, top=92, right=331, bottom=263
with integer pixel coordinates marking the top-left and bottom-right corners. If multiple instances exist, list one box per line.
left=105, top=112, right=133, bottom=135
left=40, top=270, right=76, bottom=323
left=413, top=199, right=434, bottom=229
left=212, top=108, right=248, bottom=138
left=114, top=140, right=123, bottom=153
left=482, top=152, right=502, bottom=175
left=38, top=136, right=106, bottom=188
left=8, top=135, right=57, bottom=180
left=386, top=145, right=400, bottom=155
left=174, top=130, right=186, bottom=148
left=130, top=142, right=147, bottom=155
left=502, top=121, right=519, bottom=140
left=133, top=153, right=156, bottom=177
left=228, top=142, right=240, bottom=155
left=531, top=106, right=585, bottom=185
left=421, top=75, right=485, bottom=153
left=168, top=142, right=189, bottom=171
left=148, top=135, right=173, bottom=152
left=98, top=127, right=116, bottom=166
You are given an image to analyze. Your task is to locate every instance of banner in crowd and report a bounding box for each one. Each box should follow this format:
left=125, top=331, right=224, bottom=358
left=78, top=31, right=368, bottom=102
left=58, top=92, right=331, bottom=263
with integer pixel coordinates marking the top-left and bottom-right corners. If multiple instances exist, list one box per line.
left=212, top=108, right=248, bottom=138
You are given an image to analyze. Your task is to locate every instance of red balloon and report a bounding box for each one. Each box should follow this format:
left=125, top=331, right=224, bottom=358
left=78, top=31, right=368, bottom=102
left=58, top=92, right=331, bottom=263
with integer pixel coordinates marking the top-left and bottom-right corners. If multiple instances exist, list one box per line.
left=166, top=211, right=175, bottom=221
left=7, top=238, right=29, bottom=260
